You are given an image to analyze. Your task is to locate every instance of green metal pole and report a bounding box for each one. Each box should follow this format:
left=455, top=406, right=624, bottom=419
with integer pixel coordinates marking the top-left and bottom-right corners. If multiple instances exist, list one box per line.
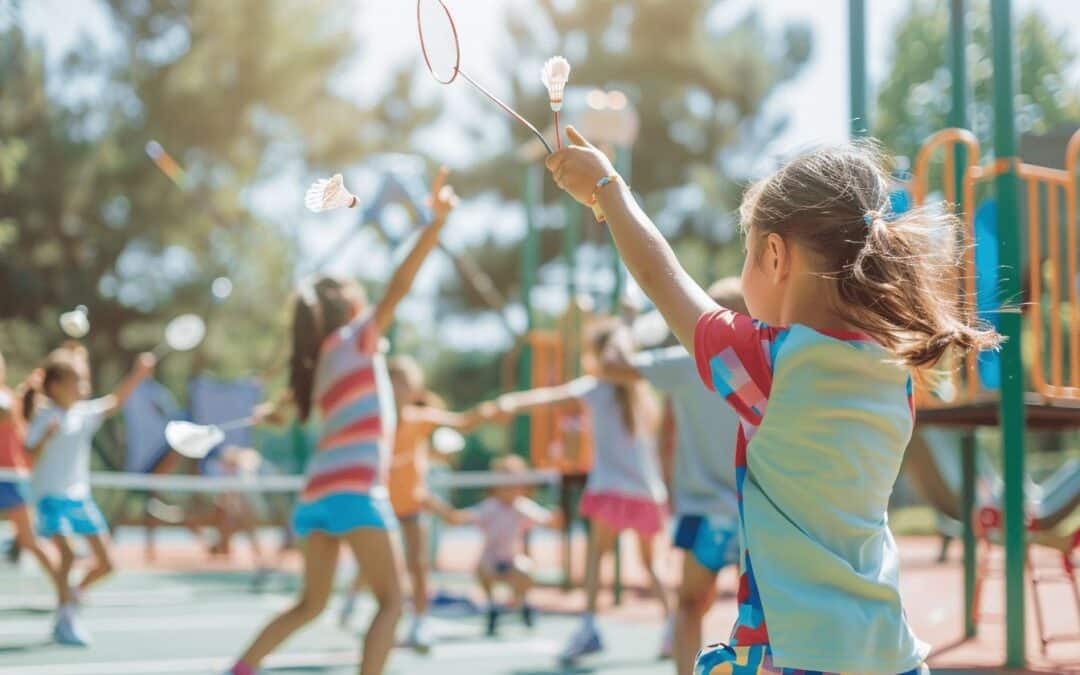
left=961, top=432, right=978, bottom=638
left=990, top=0, right=1027, bottom=666
left=848, top=0, right=869, bottom=137
left=610, top=145, right=632, bottom=312
left=947, top=0, right=978, bottom=639
left=562, top=194, right=582, bottom=375
left=514, top=166, right=542, bottom=459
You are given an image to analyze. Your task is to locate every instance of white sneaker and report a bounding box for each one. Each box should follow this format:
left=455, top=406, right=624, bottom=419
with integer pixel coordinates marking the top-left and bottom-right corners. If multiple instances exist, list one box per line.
left=559, top=621, right=603, bottom=664
left=658, top=616, right=675, bottom=659
left=53, top=611, right=91, bottom=647
left=403, top=618, right=432, bottom=654
left=338, top=592, right=357, bottom=628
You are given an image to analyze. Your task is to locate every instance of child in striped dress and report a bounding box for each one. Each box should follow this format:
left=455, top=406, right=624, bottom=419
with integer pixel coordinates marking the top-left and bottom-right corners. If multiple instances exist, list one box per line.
left=228, top=171, right=458, bottom=675
left=546, top=131, right=998, bottom=674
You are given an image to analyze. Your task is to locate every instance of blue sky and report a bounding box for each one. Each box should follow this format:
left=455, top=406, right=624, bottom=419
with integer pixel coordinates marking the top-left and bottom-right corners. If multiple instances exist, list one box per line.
left=20, top=0, right=1080, bottom=351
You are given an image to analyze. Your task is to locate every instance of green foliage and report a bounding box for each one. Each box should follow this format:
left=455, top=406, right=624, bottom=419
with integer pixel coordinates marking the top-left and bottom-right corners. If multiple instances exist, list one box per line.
left=874, top=0, right=1080, bottom=160
left=0, top=0, right=426, bottom=391
left=440, top=0, right=810, bottom=314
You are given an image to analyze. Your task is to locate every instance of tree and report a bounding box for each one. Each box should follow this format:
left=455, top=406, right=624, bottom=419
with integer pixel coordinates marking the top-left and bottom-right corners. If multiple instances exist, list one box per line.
left=874, top=0, right=1080, bottom=161
left=0, top=0, right=434, bottom=389
left=438, top=0, right=811, bottom=316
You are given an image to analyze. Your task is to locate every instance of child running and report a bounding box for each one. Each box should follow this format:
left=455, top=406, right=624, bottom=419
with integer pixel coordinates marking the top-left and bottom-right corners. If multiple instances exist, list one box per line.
left=24, top=349, right=156, bottom=646
left=597, top=278, right=744, bottom=675
left=339, top=354, right=486, bottom=651
left=0, top=354, right=70, bottom=640
left=226, top=170, right=458, bottom=675
left=547, top=130, right=998, bottom=673
left=427, top=454, right=562, bottom=636
left=493, top=321, right=671, bottom=664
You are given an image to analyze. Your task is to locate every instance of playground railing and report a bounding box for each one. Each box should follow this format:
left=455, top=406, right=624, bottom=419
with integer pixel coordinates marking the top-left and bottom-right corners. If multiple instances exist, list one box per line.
left=911, top=127, right=1080, bottom=406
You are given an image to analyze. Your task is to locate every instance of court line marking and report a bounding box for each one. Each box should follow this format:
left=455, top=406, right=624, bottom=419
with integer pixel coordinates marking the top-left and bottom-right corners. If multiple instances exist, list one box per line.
left=7, top=637, right=562, bottom=674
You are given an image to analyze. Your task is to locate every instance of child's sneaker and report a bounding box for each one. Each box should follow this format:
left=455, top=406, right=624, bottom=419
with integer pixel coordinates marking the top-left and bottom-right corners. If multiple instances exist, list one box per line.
left=658, top=616, right=674, bottom=659
left=521, top=603, right=535, bottom=629
left=52, top=612, right=91, bottom=647
left=558, top=622, right=602, bottom=664
left=485, top=606, right=500, bottom=636
left=338, top=592, right=357, bottom=628
left=404, top=617, right=432, bottom=654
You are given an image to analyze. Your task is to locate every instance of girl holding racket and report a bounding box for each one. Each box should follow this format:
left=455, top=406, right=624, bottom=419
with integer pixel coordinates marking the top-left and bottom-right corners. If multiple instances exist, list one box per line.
left=545, top=131, right=993, bottom=673
left=227, top=170, right=458, bottom=675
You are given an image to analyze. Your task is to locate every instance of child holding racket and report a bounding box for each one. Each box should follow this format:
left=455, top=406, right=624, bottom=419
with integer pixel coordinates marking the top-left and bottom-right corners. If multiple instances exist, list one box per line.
left=0, top=353, right=70, bottom=640
left=227, top=170, right=458, bottom=675
left=339, top=354, right=486, bottom=651
left=597, top=278, right=744, bottom=675
left=547, top=131, right=998, bottom=673
left=425, top=454, right=562, bottom=637
left=23, top=349, right=156, bottom=646
left=492, top=321, right=671, bottom=664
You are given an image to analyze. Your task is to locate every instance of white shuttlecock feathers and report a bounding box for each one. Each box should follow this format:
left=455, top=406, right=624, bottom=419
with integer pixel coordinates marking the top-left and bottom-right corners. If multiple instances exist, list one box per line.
left=304, top=173, right=358, bottom=213
left=541, top=56, right=571, bottom=111
left=59, top=306, right=90, bottom=339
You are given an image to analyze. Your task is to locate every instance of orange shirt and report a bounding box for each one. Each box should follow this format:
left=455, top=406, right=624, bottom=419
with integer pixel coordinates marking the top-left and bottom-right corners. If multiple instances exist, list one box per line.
left=387, top=416, right=432, bottom=518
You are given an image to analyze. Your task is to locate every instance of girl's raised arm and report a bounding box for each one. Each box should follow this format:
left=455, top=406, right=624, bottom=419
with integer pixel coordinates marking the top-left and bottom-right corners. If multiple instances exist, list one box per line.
left=101, top=353, right=156, bottom=417
left=545, top=127, right=714, bottom=352
left=495, top=377, right=590, bottom=417
left=372, top=168, right=458, bottom=335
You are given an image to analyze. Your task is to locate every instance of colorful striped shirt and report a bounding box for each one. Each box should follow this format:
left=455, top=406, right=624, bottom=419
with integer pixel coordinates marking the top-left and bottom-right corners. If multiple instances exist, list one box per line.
left=694, top=308, right=928, bottom=673
left=302, top=312, right=395, bottom=503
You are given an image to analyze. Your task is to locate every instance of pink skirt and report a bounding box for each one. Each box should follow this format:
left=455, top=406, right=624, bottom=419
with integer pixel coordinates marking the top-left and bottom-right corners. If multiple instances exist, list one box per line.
left=579, top=491, right=667, bottom=537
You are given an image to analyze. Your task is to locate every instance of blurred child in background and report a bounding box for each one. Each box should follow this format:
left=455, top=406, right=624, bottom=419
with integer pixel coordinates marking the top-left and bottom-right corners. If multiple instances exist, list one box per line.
left=24, top=349, right=156, bottom=646
left=596, top=278, right=744, bottom=675
left=427, top=454, right=562, bottom=636
left=0, top=352, right=68, bottom=638
left=492, top=322, right=671, bottom=664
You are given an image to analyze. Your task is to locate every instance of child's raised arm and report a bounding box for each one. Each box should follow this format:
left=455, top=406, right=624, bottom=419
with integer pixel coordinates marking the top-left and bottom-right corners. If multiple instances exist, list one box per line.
left=101, top=353, right=156, bottom=417
left=423, top=492, right=472, bottom=526
left=494, top=378, right=590, bottom=417
left=372, top=167, right=459, bottom=335
left=546, top=127, right=714, bottom=352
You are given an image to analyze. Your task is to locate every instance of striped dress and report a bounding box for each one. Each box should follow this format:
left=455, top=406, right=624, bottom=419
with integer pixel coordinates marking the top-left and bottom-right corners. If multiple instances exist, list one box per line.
left=301, top=312, right=396, bottom=503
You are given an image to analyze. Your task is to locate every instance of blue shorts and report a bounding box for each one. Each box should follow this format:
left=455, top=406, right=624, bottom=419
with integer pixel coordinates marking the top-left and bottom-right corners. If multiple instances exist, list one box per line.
left=674, top=514, right=738, bottom=573
left=37, top=497, right=108, bottom=538
left=0, top=480, right=29, bottom=512
left=291, top=492, right=398, bottom=538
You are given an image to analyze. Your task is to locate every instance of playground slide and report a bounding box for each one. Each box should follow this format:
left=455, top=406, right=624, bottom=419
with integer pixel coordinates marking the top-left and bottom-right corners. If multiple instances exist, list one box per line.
left=905, top=428, right=1080, bottom=531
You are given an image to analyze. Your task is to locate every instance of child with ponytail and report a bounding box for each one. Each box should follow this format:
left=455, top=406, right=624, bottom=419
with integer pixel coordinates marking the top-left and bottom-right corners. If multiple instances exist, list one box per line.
left=547, top=132, right=998, bottom=674
left=227, top=170, right=458, bottom=675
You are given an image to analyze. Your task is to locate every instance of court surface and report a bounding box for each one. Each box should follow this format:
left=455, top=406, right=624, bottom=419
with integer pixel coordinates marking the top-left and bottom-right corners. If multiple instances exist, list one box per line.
left=0, top=528, right=1075, bottom=674
left=0, top=537, right=673, bottom=675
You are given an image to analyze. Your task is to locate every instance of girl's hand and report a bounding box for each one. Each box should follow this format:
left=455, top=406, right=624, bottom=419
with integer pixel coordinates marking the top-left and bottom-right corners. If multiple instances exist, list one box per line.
left=133, top=353, right=157, bottom=379
left=545, top=126, right=617, bottom=207
left=427, top=167, right=459, bottom=223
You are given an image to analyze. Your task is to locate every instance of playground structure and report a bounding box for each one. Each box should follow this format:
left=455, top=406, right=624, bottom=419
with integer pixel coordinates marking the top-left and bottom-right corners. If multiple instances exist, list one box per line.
left=848, top=0, right=1080, bottom=667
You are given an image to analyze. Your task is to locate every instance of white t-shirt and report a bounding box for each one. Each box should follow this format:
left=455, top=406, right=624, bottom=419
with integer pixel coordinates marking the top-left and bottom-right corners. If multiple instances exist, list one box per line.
left=468, top=496, right=551, bottom=566
left=27, top=398, right=111, bottom=500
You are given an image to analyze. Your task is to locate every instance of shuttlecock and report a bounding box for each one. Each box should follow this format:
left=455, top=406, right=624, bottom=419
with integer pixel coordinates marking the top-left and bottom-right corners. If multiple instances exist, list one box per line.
left=305, top=173, right=358, bottom=213
left=541, top=56, right=571, bottom=111
left=59, top=306, right=90, bottom=339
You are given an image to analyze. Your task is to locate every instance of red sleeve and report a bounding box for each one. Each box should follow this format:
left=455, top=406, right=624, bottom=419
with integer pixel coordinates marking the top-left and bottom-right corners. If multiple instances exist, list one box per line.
left=693, top=308, right=781, bottom=424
